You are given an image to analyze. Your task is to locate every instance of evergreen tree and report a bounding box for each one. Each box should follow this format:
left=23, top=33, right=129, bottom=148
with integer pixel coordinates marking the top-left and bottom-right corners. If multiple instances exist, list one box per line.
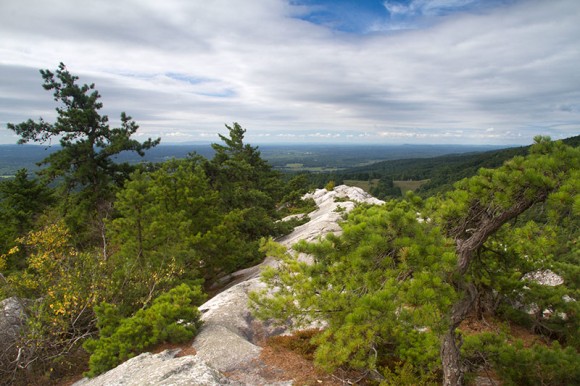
left=109, top=155, right=267, bottom=308
left=6, top=63, right=159, bottom=241
left=436, top=137, right=579, bottom=385
left=110, top=158, right=217, bottom=308
left=369, top=178, right=401, bottom=200
left=252, top=137, right=579, bottom=385
left=0, top=169, right=53, bottom=270
left=253, top=200, right=456, bottom=377
left=205, top=123, right=283, bottom=238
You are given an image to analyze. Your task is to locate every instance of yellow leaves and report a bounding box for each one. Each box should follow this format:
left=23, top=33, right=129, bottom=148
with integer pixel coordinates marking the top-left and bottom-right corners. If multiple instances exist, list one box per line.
left=49, top=302, right=66, bottom=316
left=1, top=245, right=20, bottom=272
left=48, top=293, right=81, bottom=317
left=21, top=220, right=75, bottom=275
left=7, top=245, right=20, bottom=255
left=9, top=220, right=107, bottom=334
left=27, top=221, right=70, bottom=249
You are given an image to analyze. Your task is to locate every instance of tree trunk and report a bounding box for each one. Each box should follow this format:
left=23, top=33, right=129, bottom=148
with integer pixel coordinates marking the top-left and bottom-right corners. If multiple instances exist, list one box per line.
left=441, top=282, right=477, bottom=385
left=441, top=194, right=546, bottom=385
left=442, top=329, right=463, bottom=386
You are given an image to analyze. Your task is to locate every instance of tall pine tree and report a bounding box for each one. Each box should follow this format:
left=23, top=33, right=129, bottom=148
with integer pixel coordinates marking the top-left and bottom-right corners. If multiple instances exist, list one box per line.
left=7, top=63, right=159, bottom=242
left=205, top=123, right=283, bottom=239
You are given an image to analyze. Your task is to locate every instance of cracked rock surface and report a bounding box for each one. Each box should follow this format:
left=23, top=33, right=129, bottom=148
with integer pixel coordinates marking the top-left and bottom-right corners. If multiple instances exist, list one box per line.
left=74, top=349, right=241, bottom=386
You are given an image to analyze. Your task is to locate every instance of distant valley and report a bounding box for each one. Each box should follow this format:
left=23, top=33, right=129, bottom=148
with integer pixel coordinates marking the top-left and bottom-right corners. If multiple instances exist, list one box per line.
left=0, top=142, right=506, bottom=178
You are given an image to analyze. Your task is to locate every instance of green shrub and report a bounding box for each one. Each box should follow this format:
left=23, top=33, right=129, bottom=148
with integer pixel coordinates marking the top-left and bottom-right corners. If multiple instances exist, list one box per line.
left=462, top=332, right=580, bottom=385
left=380, top=361, right=439, bottom=386
left=493, top=341, right=579, bottom=386
left=281, top=196, right=317, bottom=216
left=83, top=283, right=205, bottom=377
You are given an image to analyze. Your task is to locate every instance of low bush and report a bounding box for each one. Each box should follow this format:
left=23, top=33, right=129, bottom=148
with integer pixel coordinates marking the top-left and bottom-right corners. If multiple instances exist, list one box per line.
left=462, top=332, right=580, bottom=385
left=83, top=283, right=205, bottom=377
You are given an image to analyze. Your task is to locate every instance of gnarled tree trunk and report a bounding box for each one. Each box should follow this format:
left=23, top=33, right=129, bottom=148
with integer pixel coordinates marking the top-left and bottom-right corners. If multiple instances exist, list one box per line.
left=441, top=192, right=549, bottom=385
left=441, top=329, right=463, bottom=386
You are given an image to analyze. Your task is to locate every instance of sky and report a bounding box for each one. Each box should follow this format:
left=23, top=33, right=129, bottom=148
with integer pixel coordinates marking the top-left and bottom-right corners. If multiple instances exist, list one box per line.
left=0, top=0, right=579, bottom=145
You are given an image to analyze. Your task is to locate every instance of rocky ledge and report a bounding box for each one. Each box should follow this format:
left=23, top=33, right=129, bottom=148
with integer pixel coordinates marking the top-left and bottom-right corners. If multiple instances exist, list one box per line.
left=74, top=186, right=383, bottom=386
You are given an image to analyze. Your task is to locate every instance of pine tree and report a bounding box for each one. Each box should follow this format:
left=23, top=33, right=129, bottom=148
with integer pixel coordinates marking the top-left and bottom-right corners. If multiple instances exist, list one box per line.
left=205, top=123, right=283, bottom=238
left=7, top=63, right=159, bottom=241
left=252, top=137, right=579, bottom=385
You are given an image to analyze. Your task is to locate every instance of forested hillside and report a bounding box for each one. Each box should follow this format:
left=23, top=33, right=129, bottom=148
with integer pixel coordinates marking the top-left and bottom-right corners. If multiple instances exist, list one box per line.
left=319, top=135, right=580, bottom=199
left=0, top=64, right=578, bottom=386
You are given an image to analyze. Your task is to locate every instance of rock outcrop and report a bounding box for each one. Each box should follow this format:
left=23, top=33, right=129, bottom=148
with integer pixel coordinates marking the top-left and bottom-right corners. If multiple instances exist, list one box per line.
left=73, top=349, right=241, bottom=386
left=74, top=186, right=383, bottom=385
left=277, top=184, right=383, bottom=247
left=0, top=297, right=28, bottom=372
left=0, top=297, right=27, bottom=344
left=523, top=269, right=564, bottom=286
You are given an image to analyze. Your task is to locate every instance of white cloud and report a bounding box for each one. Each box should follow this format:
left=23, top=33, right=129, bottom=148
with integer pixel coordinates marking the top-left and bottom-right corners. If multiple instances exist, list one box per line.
left=385, top=0, right=493, bottom=17
left=0, top=0, right=579, bottom=145
left=384, top=1, right=411, bottom=16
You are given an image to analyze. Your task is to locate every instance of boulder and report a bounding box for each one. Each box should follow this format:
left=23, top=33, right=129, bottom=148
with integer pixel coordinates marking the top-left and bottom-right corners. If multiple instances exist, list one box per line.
left=523, top=269, right=564, bottom=286
left=0, top=297, right=27, bottom=342
left=194, top=279, right=265, bottom=372
left=73, top=349, right=240, bottom=386
left=0, top=297, right=28, bottom=368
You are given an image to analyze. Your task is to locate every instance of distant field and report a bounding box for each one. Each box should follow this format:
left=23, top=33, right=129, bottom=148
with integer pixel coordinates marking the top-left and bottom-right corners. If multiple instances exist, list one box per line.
left=343, top=179, right=428, bottom=194
left=282, top=166, right=340, bottom=172
left=394, top=179, right=430, bottom=194
left=343, top=179, right=380, bottom=192
left=282, top=163, right=341, bottom=172
left=285, top=163, right=304, bottom=169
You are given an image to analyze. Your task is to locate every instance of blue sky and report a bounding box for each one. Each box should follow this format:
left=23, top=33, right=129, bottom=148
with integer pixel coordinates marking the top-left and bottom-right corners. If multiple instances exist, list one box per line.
left=293, top=0, right=390, bottom=33
left=293, top=0, right=513, bottom=33
left=0, top=0, right=578, bottom=145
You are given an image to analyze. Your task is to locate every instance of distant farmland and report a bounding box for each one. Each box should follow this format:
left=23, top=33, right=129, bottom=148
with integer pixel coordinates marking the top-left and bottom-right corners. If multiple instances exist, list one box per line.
left=394, top=179, right=430, bottom=194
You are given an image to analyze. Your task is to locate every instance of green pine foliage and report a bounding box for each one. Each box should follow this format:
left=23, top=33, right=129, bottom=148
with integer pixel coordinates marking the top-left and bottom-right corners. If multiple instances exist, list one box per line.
left=109, top=157, right=219, bottom=308
left=252, top=199, right=458, bottom=376
left=83, top=284, right=205, bottom=377
left=324, top=180, right=335, bottom=191
left=6, top=63, right=159, bottom=244
left=462, top=332, right=580, bottom=386
left=369, top=178, right=402, bottom=200
left=252, top=137, right=579, bottom=384
left=205, top=122, right=284, bottom=239
left=278, top=174, right=317, bottom=215
left=0, top=169, right=53, bottom=270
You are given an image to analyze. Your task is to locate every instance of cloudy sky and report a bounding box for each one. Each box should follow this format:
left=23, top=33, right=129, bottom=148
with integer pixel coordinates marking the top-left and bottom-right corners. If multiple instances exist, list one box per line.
left=1, top=0, right=579, bottom=145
